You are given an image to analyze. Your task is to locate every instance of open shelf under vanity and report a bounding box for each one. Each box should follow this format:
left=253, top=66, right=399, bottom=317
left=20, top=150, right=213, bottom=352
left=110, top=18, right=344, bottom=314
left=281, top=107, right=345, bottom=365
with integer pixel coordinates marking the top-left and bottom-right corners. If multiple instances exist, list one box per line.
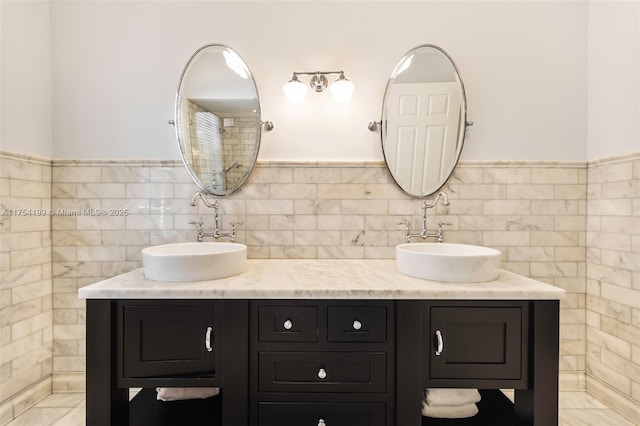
left=129, top=388, right=222, bottom=426
left=422, top=390, right=514, bottom=426
left=128, top=388, right=514, bottom=426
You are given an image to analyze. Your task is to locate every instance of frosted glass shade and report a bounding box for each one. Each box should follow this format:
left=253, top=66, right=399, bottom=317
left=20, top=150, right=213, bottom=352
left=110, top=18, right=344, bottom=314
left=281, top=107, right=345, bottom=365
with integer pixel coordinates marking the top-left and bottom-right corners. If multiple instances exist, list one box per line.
left=283, top=80, right=308, bottom=103
left=329, top=78, right=355, bottom=102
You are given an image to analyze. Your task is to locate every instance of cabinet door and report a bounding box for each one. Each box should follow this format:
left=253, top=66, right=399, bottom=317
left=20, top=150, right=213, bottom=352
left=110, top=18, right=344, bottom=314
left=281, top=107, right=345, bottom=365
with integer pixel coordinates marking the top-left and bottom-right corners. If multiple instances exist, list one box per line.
left=122, top=304, right=216, bottom=378
left=427, top=305, right=524, bottom=381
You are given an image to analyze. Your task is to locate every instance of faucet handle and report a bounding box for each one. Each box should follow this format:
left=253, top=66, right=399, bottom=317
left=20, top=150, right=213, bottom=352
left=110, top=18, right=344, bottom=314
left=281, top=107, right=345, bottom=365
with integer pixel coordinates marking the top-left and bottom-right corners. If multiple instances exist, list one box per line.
left=436, top=222, right=452, bottom=243
left=189, top=220, right=205, bottom=242
left=230, top=221, right=244, bottom=232
left=397, top=220, right=411, bottom=232
left=227, top=221, right=244, bottom=243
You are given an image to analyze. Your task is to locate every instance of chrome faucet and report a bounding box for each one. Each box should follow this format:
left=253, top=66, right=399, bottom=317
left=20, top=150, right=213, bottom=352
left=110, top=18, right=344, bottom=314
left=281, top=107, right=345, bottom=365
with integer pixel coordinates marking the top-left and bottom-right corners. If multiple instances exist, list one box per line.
left=191, top=191, right=216, bottom=208
left=399, top=191, right=452, bottom=243
left=189, top=191, right=242, bottom=242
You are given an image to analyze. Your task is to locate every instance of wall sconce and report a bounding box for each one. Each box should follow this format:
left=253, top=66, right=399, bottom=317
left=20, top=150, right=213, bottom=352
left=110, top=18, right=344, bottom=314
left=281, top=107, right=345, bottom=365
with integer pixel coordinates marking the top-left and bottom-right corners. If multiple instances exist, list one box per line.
left=283, top=71, right=354, bottom=103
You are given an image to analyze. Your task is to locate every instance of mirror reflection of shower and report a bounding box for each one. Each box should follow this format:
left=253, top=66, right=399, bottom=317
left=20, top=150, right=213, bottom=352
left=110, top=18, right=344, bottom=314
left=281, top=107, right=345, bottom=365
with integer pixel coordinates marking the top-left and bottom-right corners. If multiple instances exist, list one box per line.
left=224, top=162, right=242, bottom=174
left=210, top=163, right=243, bottom=193
left=175, top=44, right=267, bottom=197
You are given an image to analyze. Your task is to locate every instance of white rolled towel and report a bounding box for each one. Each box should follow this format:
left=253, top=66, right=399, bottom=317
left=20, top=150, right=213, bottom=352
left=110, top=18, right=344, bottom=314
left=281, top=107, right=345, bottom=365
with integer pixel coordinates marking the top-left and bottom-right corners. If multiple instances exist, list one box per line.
left=156, top=387, right=220, bottom=401
left=424, top=388, right=481, bottom=406
left=421, top=401, right=478, bottom=419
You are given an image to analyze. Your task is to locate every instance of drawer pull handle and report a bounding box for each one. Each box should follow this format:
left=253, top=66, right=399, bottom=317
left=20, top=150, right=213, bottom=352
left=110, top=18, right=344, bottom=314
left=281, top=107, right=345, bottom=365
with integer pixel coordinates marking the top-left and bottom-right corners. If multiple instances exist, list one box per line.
left=283, top=319, right=293, bottom=330
left=352, top=320, right=362, bottom=330
left=318, top=420, right=326, bottom=426
left=435, top=329, right=443, bottom=356
left=317, top=368, right=327, bottom=379
left=205, top=326, right=213, bottom=352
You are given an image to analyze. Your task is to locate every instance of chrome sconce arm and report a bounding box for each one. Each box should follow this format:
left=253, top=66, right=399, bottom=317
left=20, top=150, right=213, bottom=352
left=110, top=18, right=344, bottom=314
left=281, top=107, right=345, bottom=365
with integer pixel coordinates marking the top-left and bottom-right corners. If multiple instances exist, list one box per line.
left=283, top=70, right=354, bottom=103
left=368, top=120, right=473, bottom=132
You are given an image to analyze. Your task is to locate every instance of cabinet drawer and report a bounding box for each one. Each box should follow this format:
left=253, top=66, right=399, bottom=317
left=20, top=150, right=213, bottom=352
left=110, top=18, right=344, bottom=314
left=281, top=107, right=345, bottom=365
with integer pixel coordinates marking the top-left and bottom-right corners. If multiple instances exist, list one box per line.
left=428, top=306, right=524, bottom=380
left=258, top=306, right=318, bottom=342
left=327, top=306, right=386, bottom=342
left=122, top=304, right=216, bottom=379
left=259, top=352, right=386, bottom=393
left=258, top=402, right=386, bottom=426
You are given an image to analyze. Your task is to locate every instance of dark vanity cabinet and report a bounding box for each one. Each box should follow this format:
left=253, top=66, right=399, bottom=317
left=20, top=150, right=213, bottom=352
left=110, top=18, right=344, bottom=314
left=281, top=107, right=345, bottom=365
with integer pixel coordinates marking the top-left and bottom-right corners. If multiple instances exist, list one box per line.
left=250, top=301, right=395, bottom=426
left=86, top=299, right=248, bottom=426
left=397, top=300, right=559, bottom=426
left=86, top=298, right=558, bottom=426
left=426, top=302, right=528, bottom=386
left=118, top=303, right=219, bottom=383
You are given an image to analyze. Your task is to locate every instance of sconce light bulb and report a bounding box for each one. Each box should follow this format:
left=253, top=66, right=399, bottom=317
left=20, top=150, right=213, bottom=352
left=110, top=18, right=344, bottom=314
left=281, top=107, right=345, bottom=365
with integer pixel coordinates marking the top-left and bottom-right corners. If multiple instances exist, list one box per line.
left=283, top=75, right=308, bottom=103
left=329, top=74, right=354, bottom=103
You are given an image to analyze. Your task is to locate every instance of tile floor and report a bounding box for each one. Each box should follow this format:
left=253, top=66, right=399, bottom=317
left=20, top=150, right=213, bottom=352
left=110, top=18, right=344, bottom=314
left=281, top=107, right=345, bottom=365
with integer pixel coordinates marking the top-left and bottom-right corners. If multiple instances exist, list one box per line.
left=4, top=391, right=637, bottom=426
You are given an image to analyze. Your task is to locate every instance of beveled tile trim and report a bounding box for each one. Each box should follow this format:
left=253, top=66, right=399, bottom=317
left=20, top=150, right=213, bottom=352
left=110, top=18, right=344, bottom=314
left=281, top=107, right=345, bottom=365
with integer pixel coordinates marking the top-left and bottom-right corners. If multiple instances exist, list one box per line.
left=560, top=371, right=586, bottom=391
left=0, top=150, right=52, bottom=166
left=52, top=159, right=181, bottom=167
left=52, top=372, right=85, bottom=394
left=256, top=160, right=386, bottom=168
left=459, top=160, right=587, bottom=168
left=587, top=152, right=640, bottom=167
left=0, top=376, right=51, bottom=425
left=586, top=374, right=640, bottom=424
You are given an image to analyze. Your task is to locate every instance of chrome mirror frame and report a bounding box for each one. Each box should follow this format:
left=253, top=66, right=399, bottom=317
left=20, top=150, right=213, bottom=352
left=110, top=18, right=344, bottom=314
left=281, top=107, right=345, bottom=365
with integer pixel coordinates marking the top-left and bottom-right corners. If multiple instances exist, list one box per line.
left=373, top=44, right=472, bottom=198
left=173, top=43, right=271, bottom=197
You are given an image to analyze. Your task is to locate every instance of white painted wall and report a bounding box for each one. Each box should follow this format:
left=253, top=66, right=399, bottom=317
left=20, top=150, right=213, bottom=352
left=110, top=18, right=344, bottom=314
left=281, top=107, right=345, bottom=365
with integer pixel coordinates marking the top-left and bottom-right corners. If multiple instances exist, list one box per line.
left=587, top=0, right=640, bottom=160
left=1, top=0, right=52, bottom=158
left=48, top=1, right=588, bottom=161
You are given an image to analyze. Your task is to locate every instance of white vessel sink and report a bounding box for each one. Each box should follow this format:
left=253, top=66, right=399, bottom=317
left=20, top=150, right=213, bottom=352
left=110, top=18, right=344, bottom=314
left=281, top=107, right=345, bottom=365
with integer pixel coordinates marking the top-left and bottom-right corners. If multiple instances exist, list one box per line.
left=396, top=243, right=501, bottom=282
left=142, top=242, right=247, bottom=282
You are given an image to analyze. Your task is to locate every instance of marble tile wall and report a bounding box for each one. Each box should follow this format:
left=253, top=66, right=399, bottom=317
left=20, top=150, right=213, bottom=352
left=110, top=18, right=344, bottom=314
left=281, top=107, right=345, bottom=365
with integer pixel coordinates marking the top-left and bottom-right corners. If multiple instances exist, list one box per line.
left=0, top=153, right=53, bottom=424
left=585, top=154, right=640, bottom=421
left=8, top=150, right=640, bottom=422
left=49, top=159, right=587, bottom=392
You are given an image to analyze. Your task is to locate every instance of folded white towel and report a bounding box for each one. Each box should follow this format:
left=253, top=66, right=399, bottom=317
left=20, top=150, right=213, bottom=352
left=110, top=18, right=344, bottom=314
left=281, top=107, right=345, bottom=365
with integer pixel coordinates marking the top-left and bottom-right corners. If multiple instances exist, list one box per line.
left=421, top=401, right=478, bottom=419
left=156, top=387, right=220, bottom=401
left=424, top=388, right=481, bottom=406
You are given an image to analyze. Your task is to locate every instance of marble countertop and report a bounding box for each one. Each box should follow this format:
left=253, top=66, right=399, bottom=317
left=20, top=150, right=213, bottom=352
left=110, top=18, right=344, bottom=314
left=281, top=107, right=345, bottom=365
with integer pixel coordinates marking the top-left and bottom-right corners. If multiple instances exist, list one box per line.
left=78, top=259, right=565, bottom=300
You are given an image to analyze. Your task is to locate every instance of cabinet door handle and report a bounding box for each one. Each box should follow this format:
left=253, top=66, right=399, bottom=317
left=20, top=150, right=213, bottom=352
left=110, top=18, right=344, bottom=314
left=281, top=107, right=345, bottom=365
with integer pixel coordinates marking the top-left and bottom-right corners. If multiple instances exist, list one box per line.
left=205, top=326, right=213, bottom=352
left=435, top=330, right=443, bottom=356
left=317, top=368, right=327, bottom=379
left=283, top=319, right=293, bottom=330
left=352, top=319, right=362, bottom=330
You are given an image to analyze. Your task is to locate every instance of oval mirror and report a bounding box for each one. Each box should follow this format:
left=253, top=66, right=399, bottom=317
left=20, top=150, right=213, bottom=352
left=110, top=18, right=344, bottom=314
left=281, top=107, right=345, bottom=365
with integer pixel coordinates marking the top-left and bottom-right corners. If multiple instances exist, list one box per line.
left=175, top=44, right=264, bottom=196
left=380, top=45, right=469, bottom=198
